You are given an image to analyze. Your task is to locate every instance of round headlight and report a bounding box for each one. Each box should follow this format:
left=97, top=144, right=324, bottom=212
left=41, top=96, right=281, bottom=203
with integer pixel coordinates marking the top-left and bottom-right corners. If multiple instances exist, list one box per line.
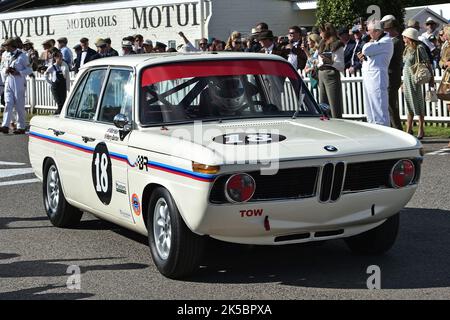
left=225, top=173, right=256, bottom=203
left=391, top=159, right=415, bottom=188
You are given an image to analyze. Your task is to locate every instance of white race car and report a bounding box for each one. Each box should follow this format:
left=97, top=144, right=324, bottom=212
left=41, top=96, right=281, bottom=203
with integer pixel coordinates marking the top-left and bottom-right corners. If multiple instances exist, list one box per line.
left=29, top=53, right=422, bottom=279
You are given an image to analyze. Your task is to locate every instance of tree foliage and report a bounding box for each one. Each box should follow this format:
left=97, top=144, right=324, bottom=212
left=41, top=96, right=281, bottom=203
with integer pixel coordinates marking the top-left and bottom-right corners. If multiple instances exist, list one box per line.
left=317, top=0, right=406, bottom=28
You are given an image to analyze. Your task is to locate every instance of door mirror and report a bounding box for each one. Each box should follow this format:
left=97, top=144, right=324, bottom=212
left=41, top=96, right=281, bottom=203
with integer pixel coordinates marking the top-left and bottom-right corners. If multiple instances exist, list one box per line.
left=318, top=103, right=332, bottom=118
left=113, top=114, right=131, bottom=131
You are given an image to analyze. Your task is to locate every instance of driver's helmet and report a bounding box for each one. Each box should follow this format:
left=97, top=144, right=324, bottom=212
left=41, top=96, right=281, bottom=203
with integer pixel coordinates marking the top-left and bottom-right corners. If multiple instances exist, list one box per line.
left=208, top=76, right=247, bottom=115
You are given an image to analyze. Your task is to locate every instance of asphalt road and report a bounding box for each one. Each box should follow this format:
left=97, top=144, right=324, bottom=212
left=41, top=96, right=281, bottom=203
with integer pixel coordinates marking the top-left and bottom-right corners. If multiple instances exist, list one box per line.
left=1, top=133, right=450, bottom=300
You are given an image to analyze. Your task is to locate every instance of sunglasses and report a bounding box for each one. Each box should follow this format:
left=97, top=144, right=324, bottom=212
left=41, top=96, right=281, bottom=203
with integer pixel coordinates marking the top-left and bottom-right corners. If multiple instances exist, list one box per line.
left=199, top=43, right=207, bottom=46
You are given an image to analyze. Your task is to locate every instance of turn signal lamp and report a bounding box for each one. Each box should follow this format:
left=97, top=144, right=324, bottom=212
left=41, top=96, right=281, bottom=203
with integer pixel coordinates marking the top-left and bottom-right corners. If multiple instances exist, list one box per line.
left=192, top=162, right=220, bottom=174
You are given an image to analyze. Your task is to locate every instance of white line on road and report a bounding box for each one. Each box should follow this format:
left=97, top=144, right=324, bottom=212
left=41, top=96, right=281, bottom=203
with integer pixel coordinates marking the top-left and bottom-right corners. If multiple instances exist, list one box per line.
left=0, top=161, right=26, bottom=166
left=0, top=168, right=35, bottom=178
left=427, top=148, right=450, bottom=156
left=0, top=178, right=40, bottom=187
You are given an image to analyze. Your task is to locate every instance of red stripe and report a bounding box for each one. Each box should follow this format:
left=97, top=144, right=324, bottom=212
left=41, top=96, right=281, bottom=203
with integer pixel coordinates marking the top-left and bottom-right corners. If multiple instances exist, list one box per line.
left=148, top=164, right=213, bottom=182
left=142, top=60, right=298, bottom=87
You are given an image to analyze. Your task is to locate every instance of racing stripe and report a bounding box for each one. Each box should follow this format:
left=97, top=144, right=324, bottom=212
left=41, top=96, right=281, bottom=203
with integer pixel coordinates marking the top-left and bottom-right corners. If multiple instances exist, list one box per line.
left=28, top=131, right=216, bottom=182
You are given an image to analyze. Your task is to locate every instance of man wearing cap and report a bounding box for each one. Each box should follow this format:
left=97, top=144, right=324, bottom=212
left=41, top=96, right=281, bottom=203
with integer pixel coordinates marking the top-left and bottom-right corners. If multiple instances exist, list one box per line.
left=423, top=17, right=440, bottom=39
left=357, top=19, right=393, bottom=127
left=142, top=40, right=153, bottom=53
left=23, top=39, right=39, bottom=72
left=121, top=40, right=136, bottom=55
left=382, top=15, right=404, bottom=130
left=0, top=38, right=32, bottom=134
left=258, top=30, right=288, bottom=59
left=57, top=37, right=73, bottom=66
left=92, top=39, right=109, bottom=59
left=74, top=38, right=97, bottom=72
left=154, top=42, right=167, bottom=53
left=337, top=26, right=356, bottom=70
left=39, top=39, right=54, bottom=72
left=349, top=25, right=366, bottom=74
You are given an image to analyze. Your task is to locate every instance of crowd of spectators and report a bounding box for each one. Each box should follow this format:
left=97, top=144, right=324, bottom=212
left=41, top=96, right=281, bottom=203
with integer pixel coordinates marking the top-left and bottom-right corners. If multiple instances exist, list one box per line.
left=0, top=16, right=449, bottom=145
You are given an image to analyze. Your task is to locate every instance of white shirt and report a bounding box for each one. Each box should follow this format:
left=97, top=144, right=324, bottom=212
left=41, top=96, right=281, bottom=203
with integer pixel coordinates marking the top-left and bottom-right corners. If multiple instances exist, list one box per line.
left=80, top=51, right=88, bottom=67
left=317, top=47, right=345, bottom=72
left=265, top=43, right=275, bottom=54
left=44, top=62, right=71, bottom=91
left=288, top=41, right=300, bottom=70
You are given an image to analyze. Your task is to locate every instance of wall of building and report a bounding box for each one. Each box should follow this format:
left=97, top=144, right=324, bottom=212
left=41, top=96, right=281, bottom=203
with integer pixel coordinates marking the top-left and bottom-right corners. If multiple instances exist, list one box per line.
left=207, top=0, right=308, bottom=40
left=0, top=0, right=317, bottom=52
left=0, top=0, right=206, bottom=51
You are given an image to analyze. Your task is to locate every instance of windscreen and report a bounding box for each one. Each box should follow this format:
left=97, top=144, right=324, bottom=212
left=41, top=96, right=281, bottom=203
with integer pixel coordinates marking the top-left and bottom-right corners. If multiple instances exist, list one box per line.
left=140, top=59, right=319, bottom=125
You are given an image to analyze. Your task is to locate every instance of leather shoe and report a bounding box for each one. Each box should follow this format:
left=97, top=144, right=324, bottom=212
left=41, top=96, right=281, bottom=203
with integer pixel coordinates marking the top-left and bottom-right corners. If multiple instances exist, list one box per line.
left=0, top=126, right=9, bottom=134
left=13, top=129, right=26, bottom=135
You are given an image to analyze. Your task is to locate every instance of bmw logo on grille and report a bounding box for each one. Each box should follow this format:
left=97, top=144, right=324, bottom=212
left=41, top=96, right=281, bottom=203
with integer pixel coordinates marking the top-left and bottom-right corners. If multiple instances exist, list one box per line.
left=324, top=145, right=338, bottom=152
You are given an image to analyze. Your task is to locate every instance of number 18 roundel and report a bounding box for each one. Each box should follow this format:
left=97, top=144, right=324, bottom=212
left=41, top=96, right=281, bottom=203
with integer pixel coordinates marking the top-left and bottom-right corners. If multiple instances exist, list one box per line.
left=91, top=142, right=113, bottom=205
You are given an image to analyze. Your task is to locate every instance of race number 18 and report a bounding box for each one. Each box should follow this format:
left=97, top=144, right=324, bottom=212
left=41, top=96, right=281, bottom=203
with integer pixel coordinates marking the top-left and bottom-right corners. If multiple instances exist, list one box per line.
left=91, top=142, right=113, bottom=205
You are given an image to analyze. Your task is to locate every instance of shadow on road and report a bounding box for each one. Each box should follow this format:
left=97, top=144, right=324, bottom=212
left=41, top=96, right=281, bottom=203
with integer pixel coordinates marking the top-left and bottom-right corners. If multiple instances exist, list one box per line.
left=0, top=285, right=95, bottom=300
left=181, top=208, right=450, bottom=290
left=0, top=216, right=50, bottom=230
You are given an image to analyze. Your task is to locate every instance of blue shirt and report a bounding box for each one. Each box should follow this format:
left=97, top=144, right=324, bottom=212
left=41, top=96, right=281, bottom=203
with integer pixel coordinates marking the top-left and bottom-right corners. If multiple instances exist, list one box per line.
left=60, top=46, right=73, bottom=66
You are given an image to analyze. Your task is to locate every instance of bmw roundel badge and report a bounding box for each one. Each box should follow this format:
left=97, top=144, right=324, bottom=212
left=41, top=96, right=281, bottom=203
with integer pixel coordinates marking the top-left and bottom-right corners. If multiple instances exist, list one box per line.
left=324, top=145, right=338, bottom=152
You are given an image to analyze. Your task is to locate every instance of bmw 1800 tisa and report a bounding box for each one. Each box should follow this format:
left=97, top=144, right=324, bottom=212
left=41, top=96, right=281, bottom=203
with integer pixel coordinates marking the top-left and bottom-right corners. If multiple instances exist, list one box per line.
left=29, top=53, right=422, bottom=279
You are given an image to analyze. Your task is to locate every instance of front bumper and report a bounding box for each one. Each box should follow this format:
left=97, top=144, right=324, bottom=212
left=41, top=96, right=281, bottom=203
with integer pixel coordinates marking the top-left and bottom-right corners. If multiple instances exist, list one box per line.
left=194, top=185, right=416, bottom=245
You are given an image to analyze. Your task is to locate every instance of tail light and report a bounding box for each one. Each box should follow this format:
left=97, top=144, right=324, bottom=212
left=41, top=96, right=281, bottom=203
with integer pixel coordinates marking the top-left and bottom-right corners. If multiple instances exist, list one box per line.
left=390, top=159, right=415, bottom=188
left=225, top=173, right=256, bottom=203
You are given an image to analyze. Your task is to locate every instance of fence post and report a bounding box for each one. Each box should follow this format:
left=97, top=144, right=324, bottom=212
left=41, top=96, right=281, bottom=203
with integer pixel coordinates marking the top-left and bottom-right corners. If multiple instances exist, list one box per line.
left=29, top=73, right=36, bottom=114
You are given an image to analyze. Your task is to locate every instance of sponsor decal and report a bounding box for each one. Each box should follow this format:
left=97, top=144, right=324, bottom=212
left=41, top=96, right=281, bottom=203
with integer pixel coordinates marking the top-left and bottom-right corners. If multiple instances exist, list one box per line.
left=131, top=193, right=141, bottom=216
left=115, top=181, right=127, bottom=195
left=214, top=133, right=286, bottom=145
left=104, top=128, right=120, bottom=141
left=136, top=155, right=149, bottom=171
left=119, top=210, right=132, bottom=220
left=240, top=209, right=264, bottom=218
left=91, top=142, right=113, bottom=205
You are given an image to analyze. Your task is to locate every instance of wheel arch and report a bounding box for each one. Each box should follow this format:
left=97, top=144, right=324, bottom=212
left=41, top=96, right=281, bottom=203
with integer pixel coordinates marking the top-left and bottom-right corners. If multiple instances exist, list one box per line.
left=141, top=183, right=164, bottom=229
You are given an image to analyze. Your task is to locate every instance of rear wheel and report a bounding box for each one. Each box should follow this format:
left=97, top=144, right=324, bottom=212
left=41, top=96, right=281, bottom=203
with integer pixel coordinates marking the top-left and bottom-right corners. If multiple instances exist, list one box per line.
left=147, top=187, right=205, bottom=279
left=345, top=213, right=399, bottom=255
left=43, top=160, right=83, bottom=228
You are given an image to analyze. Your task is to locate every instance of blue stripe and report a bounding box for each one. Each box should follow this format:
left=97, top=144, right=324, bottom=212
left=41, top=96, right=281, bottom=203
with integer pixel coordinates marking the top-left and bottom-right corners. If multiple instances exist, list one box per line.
left=29, top=131, right=94, bottom=153
left=148, top=161, right=217, bottom=180
left=30, top=131, right=217, bottom=180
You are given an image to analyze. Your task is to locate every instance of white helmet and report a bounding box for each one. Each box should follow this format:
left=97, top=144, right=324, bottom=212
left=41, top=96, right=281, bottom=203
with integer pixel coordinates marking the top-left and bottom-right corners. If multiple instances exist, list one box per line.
left=208, top=76, right=247, bottom=115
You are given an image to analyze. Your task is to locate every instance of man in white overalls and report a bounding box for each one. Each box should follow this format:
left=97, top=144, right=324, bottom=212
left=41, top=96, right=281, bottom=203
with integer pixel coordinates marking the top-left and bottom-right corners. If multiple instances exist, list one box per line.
left=358, top=20, right=394, bottom=127
left=0, top=38, right=32, bottom=134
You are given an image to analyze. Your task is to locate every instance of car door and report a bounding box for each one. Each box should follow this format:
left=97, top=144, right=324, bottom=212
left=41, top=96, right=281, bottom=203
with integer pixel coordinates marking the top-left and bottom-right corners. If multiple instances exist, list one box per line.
left=55, top=68, right=108, bottom=208
left=82, top=67, right=136, bottom=224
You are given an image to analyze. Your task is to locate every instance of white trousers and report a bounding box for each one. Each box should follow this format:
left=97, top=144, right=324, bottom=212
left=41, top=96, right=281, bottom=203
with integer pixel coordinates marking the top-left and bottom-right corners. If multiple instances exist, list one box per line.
left=363, top=70, right=390, bottom=127
left=2, top=83, right=26, bottom=130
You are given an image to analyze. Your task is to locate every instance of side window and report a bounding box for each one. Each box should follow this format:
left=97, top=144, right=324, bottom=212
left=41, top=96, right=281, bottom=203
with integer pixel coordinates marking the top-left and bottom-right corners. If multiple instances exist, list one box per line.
left=98, top=69, right=134, bottom=123
left=66, top=73, right=88, bottom=118
left=75, top=69, right=107, bottom=120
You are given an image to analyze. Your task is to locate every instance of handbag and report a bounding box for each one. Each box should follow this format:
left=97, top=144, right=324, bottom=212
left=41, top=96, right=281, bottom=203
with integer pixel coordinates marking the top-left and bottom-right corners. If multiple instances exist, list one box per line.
left=411, top=47, right=432, bottom=85
left=426, top=88, right=438, bottom=103
left=437, top=68, right=450, bottom=101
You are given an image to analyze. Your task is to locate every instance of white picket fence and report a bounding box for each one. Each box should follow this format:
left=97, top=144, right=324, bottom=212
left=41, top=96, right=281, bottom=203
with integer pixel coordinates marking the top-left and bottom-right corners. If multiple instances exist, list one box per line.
left=3, top=68, right=449, bottom=123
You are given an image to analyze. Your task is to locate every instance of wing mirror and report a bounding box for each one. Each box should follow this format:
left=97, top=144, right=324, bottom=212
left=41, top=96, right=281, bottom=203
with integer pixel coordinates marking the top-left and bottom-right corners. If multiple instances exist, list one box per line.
left=113, top=114, right=131, bottom=131
left=318, top=103, right=332, bottom=118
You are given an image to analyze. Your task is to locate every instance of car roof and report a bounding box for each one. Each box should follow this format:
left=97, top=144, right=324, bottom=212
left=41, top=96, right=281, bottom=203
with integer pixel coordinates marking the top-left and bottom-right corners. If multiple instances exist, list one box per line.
left=81, top=52, right=288, bottom=71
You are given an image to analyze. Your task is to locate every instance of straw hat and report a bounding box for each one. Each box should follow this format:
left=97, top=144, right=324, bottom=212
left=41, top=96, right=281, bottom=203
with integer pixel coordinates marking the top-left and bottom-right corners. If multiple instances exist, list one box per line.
left=402, top=27, right=419, bottom=41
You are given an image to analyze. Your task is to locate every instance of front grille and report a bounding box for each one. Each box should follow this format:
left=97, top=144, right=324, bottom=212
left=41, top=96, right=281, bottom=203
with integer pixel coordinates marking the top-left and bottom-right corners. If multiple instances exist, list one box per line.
left=209, top=167, right=319, bottom=203
left=319, top=162, right=345, bottom=202
left=344, top=159, right=399, bottom=192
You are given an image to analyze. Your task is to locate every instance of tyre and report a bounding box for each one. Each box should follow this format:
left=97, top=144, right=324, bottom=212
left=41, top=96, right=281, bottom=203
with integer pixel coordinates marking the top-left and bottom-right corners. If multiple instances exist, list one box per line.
left=345, top=213, right=399, bottom=255
left=147, top=187, right=205, bottom=279
left=43, top=160, right=83, bottom=228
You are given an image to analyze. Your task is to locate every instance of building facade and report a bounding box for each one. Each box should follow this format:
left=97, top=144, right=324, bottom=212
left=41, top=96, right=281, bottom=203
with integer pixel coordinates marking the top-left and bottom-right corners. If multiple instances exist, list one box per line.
left=0, top=0, right=317, bottom=50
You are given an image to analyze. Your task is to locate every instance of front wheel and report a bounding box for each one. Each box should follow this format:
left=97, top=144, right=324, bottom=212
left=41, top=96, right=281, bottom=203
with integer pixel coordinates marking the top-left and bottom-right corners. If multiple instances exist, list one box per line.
left=147, top=187, right=205, bottom=279
left=43, top=160, right=83, bottom=228
left=345, top=213, right=399, bottom=255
